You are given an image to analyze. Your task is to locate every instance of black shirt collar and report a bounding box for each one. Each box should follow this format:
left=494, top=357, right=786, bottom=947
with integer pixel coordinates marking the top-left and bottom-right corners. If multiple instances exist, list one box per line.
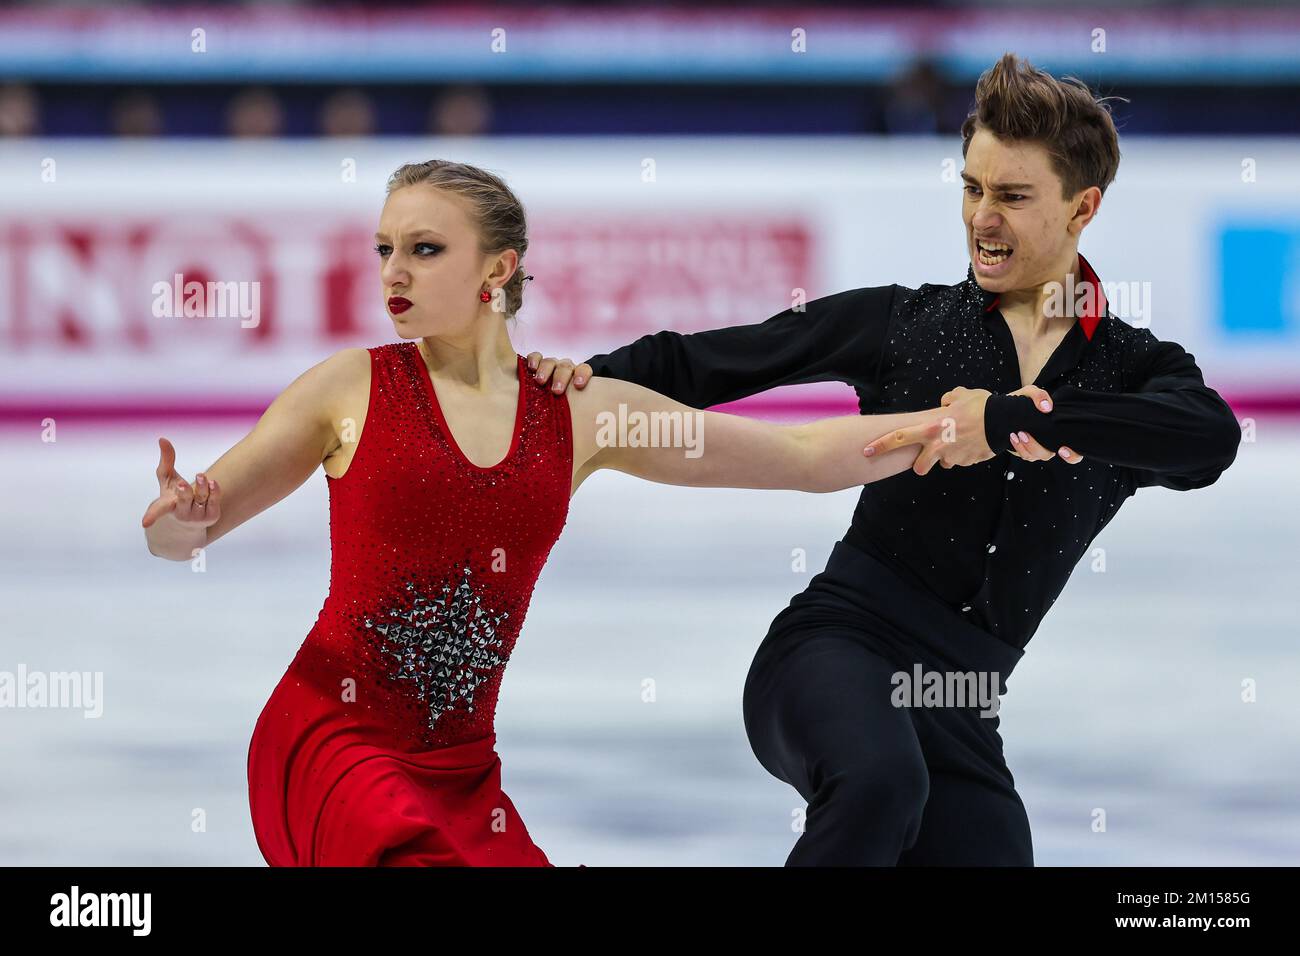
left=965, top=252, right=1109, bottom=342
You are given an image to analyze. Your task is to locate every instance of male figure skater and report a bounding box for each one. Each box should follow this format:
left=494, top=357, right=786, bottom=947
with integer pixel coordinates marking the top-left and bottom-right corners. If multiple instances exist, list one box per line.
left=529, top=53, right=1241, bottom=865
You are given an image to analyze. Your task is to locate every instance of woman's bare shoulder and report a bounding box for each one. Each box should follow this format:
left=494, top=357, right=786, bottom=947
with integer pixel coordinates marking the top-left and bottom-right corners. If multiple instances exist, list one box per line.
left=564, top=373, right=627, bottom=414
left=284, top=347, right=368, bottom=404
left=318, top=346, right=371, bottom=380
left=268, top=347, right=372, bottom=440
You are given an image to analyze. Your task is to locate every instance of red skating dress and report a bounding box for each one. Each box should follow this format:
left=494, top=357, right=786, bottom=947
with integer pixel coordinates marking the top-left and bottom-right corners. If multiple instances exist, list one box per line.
left=247, top=341, right=572, bottom=866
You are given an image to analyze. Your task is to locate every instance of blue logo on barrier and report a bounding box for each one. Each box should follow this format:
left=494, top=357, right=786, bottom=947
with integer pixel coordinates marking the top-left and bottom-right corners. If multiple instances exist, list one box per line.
left=1218, top=225, right=1298, bottom=338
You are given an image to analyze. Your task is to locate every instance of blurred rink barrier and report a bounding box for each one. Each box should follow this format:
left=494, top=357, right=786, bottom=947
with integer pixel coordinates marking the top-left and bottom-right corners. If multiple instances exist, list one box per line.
left=0, top=136, right=1297, bottom=421
left=2, top=5, right=1299, bottom=84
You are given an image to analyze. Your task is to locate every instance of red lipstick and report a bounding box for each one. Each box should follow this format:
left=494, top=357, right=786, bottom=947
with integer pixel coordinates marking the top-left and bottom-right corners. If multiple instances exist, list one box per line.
left=388, top=297, right=412, bottom=315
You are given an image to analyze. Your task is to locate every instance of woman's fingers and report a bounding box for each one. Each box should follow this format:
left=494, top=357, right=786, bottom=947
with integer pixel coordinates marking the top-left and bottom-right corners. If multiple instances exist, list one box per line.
left=863, top=421, right=947, bottom=477
left=865, top=420, right=1063, bottom=472
left=165, top=473, right=221, bottom=527
left=863, top=421, right=935, bottom=458
left=143, top=472, right=185, bottom=530
left=141, top=494, right=177, bottom=528
left=1009, top=430, right=1053, bottom=461
left=199, top=476, right=221, bottom=522
left=178, top=476, right=204, bottom=523
left=913, top=438, right=946, bottom=475
left=1010, top=431, right=1084, bottom=463
left=193, top=473, right=210, bottom=506
left=1008, top=383, right=1054, bottom=412
left=175, top=476, right=194, bottom=514
left=156, top=436, right=179, bottom=485
left=143, top=436, right=223, bottom=527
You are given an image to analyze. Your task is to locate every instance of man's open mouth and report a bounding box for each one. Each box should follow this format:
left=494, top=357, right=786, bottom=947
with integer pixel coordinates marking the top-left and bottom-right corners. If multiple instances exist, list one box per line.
left=976, top=240, right=1014, bottom=266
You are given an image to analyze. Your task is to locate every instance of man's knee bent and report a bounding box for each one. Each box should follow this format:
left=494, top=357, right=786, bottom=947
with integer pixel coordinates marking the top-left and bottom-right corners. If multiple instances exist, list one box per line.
left=807, top=747, right=930, bottom=840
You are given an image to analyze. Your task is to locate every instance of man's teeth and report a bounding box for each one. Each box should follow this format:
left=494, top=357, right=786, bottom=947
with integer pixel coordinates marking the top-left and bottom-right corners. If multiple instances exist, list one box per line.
left=977, top=241, right=1012, bottom=264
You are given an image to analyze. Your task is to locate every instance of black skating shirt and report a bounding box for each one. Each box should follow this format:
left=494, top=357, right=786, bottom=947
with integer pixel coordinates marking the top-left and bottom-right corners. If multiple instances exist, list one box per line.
left=584, top=254, right=1242, bottom=649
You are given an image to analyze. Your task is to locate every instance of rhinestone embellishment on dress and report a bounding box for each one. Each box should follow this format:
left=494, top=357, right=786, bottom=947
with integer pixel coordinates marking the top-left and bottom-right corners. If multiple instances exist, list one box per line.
left=363, top=566, right=510, bottom=733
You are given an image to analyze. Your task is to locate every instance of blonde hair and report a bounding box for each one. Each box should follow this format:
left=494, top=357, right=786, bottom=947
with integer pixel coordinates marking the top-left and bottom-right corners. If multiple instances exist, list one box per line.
left=960, top=53, right=1124, bottom=199
left=385, top=159, right=532, bottom=317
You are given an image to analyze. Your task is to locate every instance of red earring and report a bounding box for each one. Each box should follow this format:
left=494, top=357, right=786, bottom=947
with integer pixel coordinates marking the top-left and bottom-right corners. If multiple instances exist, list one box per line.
left=479, top=289, right=491, bottom=302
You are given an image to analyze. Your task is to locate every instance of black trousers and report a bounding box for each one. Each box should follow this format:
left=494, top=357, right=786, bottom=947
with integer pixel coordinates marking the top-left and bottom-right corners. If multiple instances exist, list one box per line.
left=742, top=540, right=1033, bottom=866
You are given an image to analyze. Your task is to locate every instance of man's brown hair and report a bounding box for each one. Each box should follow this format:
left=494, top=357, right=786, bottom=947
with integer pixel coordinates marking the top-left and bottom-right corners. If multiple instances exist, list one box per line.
left=960, top=52, right=1123, bottom=200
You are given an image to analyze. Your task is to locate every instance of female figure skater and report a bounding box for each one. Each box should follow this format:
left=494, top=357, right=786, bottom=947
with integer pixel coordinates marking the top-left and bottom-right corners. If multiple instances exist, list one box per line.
left=143, top=159, right=967, bottom=867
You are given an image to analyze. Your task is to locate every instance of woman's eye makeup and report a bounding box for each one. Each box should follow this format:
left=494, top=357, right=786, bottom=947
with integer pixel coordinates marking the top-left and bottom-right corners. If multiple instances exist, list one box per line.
left=372, top=242, right=444, bottom=256
left=371, top=244, right=441, bottom=260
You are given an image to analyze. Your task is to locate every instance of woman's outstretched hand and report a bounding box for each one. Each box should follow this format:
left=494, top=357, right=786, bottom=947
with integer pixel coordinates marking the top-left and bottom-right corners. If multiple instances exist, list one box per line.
left=860, top=383, right=1083, bottom=474
left=141, top=437, right=222, bottom=530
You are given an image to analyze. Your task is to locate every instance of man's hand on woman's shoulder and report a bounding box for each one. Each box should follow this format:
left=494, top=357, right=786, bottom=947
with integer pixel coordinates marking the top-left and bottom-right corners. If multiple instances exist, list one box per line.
left=526, top=353, right=593, bottom=394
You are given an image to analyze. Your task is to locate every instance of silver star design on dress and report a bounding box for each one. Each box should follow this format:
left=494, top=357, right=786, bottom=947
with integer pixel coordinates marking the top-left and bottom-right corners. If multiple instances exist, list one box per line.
left=363, top=566, right=509, bottom=733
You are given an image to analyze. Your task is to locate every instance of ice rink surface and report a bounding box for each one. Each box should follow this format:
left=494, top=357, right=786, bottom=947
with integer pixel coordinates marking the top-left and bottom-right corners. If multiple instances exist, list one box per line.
left=3, top=417, right=1297, bottom=866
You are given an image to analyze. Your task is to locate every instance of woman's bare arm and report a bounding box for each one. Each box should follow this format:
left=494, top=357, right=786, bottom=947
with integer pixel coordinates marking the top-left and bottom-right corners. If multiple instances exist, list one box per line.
left=141, top=348, right=364, bottom=559
left=567, top=376, right=943, bottom=494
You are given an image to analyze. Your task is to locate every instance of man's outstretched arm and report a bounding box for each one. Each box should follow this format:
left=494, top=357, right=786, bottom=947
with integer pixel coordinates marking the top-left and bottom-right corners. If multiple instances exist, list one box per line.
left=540, top=285, right=896, bottom=409
left=982, top=330, right=1242, bottom=489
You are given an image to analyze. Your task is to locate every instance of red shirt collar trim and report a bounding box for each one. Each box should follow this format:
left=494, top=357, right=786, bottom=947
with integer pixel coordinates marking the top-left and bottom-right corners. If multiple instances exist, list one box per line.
left=981, top=253, right=1107, bottom=341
